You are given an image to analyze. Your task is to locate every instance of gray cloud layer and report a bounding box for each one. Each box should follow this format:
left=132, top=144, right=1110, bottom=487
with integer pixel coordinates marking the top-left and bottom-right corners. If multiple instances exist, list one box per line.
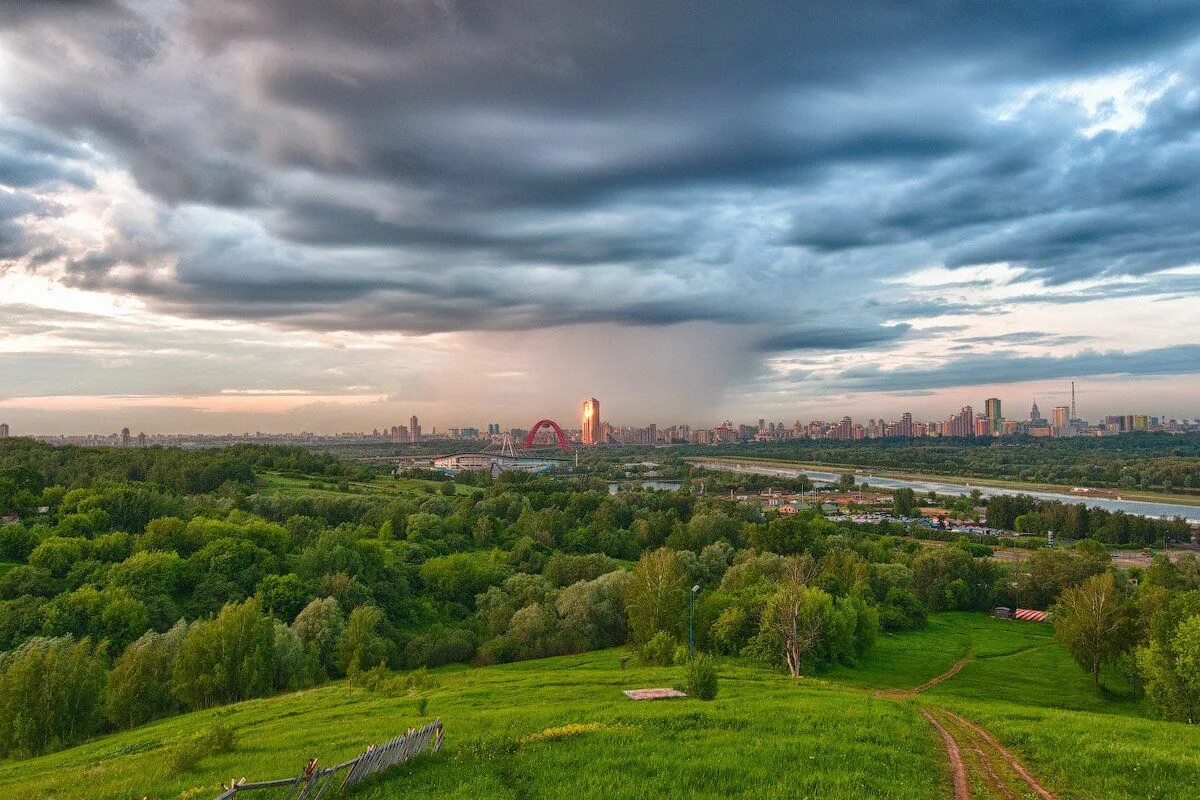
left=1, top=1, right=1200, bottom=414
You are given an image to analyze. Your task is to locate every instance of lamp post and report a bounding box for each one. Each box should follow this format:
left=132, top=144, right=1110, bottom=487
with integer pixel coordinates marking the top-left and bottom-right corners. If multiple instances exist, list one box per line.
left=689, top=584, right=700, bottom=660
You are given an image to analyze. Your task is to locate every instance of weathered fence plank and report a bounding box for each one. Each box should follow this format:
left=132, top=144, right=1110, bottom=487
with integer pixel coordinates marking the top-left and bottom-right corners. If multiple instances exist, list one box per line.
left=210, top=719, right=443, bottom=800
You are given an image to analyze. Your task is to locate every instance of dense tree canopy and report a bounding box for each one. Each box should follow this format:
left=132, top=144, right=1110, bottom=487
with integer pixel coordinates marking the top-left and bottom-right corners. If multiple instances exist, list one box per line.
left=0, top=437, right=1193, bottom=756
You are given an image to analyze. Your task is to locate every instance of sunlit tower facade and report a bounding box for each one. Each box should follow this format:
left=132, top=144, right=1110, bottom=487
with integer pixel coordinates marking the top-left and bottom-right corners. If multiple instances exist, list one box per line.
left=581, top=398, right=601, bottom=446
left=410, top=415, right=421, bottom=443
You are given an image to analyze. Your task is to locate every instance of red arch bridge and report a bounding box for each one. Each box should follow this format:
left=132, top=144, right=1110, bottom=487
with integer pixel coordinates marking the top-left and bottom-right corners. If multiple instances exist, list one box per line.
left=522, top=419, right=571, bottom=451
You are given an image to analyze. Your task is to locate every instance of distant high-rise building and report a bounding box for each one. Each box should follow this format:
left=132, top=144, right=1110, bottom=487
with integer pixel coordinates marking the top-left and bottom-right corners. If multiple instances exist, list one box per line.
left=1051, top=405, right=1070, bottom=431
left=974, top=414, right=992, bottom=437
left=984, top=398, right=1002, bottom=433
left=0, top=423, right=8, bottom=438
left=136, top=432, right=147, bottom=447
left=410, top=415, right=421, bottom=443
left=581, top=398, right=601, bottom=445
left=1029, top=400, right=1048, bottom=428
left=120, top=427, right=131, bottom=447
left=946, top=406, right=975, bottom=437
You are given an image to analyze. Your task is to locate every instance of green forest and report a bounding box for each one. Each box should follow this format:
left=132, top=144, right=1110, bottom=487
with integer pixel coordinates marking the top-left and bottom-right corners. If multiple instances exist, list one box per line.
left=0, top=438, right=1197, bottom=762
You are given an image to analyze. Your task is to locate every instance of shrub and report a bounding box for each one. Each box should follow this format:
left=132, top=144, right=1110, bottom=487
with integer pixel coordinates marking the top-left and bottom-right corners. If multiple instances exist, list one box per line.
left=415, top=696, right=429, bottom=716
left=206, top=722, right=238, bottom=754
left=679, top=653, right=719, bottom=700
left=168, top=737, right=207, bottom=775
left=167, top=724, right=237, bottom=775
left=405, top=665, right=434, bottom=691
left=640, top=631, right=676, bottom=666
left=357, top=661, right=391, bottom=691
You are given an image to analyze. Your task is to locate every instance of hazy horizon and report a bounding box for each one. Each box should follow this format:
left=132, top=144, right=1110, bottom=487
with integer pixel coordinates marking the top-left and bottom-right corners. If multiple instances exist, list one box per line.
left=3, top=2, right=1200, bottom=433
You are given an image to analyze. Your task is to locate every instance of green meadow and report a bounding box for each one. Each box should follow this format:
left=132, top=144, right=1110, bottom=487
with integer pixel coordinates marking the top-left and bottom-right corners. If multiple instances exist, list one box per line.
left=2, top=613, right=1197, bottom=800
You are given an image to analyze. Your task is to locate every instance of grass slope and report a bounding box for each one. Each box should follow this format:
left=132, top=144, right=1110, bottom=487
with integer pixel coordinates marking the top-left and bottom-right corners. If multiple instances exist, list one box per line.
left=3, top=614, right=1198, bottom=800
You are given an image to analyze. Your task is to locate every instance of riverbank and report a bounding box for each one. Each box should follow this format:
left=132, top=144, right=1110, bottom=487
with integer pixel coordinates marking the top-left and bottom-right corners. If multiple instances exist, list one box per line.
left=686, top=455, right=1200, bottom=508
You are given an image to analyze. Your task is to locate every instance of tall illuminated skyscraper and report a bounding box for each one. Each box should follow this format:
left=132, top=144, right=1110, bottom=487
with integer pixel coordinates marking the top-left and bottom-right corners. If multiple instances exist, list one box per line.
left=581, top=398, right=601, bottom=445
left=410, top=415, right=421, bottom=443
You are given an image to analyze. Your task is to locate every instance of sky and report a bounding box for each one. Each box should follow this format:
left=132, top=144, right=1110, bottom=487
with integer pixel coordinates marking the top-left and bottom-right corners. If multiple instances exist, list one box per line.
left=2, top=1, right=1200, bottom=434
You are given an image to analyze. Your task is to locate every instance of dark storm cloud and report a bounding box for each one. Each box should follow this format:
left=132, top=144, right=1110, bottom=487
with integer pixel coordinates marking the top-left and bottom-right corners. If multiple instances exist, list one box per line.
left=272, top=199, right=691, bottom=265
left=1, top=0, right=1200, bottom=358
left=755, top=324, right=913, bottom=354
left=836, top=344, right=1200, bottom=393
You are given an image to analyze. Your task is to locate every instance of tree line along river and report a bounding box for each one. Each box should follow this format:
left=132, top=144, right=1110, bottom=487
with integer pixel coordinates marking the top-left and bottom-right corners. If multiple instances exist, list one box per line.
left=693, top=460, right=1200, bottom=524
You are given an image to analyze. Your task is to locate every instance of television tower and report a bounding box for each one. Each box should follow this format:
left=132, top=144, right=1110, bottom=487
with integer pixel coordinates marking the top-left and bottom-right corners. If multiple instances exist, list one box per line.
left=1070, top=381, right=1077, bottom=421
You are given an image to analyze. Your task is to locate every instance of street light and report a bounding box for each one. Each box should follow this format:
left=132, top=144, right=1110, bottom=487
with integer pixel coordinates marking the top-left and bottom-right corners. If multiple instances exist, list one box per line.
left=689, top=584, right=701, bottom=660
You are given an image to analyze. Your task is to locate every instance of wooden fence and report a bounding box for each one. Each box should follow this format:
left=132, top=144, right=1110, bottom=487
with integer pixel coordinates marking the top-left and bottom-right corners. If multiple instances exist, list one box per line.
left=211, top=718, right=443, bottom=800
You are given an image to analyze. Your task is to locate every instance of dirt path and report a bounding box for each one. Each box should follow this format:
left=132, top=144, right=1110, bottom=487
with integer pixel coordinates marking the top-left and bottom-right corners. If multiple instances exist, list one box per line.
left=874, top=642, right=1058, bottom=799
left=876, top=646, right=973, bottom=700
left=917, top=707, right=1060, bottom=800
left=913, top=656, right=970, bottom=693
left=921, top=709, right=970, bottom=800
left=936, top=709, right=1058, bottom=800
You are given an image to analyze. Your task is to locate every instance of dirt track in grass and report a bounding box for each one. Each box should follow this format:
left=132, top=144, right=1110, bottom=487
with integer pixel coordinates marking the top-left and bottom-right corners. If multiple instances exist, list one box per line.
left=880, top=645, right=1058, bottom=799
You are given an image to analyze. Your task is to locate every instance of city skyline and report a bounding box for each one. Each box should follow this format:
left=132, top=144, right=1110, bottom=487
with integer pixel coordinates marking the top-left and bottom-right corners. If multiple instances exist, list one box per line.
left=2, top=4, right=1200, bottom=430
left=5, top=384, right=1197, bottom=442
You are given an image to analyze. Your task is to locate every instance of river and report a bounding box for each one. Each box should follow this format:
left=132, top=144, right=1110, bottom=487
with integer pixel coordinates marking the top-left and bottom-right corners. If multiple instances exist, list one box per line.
left=694, top=460, right=1200, bottom=523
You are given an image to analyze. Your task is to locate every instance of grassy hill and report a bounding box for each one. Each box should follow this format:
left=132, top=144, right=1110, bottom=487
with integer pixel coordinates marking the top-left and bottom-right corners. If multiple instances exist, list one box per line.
left=2, top=613, right=1197, bottom=800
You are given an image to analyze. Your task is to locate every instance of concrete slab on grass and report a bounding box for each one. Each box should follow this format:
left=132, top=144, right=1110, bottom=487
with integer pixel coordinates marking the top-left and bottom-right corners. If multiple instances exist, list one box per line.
left=623, top=688, right=687, bottom=701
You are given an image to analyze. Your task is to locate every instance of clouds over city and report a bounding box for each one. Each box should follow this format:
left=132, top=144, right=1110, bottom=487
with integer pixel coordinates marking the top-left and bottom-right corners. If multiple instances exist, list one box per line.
left=1, top=1, right=1200, bottom=429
